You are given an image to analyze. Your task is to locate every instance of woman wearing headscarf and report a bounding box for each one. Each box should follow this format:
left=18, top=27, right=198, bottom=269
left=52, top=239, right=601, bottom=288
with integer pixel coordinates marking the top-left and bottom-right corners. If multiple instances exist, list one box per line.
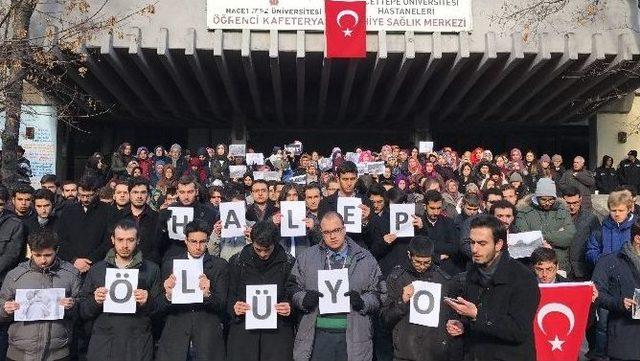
left=457, top=162, right=474, bottom=189
left=152, top=145, right=170, bottom=164
left=83, top=152, right=109, bottom=187
left=136, top=146, right=153, bottom=179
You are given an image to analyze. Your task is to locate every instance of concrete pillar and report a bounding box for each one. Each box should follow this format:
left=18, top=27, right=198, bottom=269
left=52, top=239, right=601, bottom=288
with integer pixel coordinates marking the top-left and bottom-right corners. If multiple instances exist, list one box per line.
left=231, top=114, right=247, bottom=144
left=187, top=128, right=210, bottom=151
left=596, top=93, right=640, bottom=166
left=412, top=128, right=432, bottom=147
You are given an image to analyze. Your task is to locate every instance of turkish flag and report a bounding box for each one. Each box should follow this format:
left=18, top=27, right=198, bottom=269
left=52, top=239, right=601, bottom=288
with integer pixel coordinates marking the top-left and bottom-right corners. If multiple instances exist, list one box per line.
left=534, top=282, right=593, bottom=361
left=324, top=0, right=366, bottom=58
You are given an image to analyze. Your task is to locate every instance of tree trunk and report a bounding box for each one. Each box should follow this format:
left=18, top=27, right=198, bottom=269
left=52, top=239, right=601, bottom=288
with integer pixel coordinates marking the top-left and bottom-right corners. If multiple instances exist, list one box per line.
left=1, top=0, right=36, bottom=188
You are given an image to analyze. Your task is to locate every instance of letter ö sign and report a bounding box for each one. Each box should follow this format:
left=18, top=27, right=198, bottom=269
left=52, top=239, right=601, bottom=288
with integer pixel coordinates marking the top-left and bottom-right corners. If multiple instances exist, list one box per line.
left=104, top=268, right=139, bottom=314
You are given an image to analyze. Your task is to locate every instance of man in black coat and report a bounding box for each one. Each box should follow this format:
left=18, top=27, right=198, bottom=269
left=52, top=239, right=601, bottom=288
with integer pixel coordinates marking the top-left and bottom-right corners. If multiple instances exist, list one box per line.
left=445, top=214, right=540, bottom=361
left=421, top=190, right=460, bottom=275
left=57, top=179, right=116, bottom=274
left=246, top=179, right=279, bottom=223
left=159, top=175, right=219, bottom=260
left=24, top=188, right=59, bottom=237
left=227, top=221, right=296, bottom=361
left=317, top=161, right=372, bottom=248
left=117, top=178, right=162, bottom=265
left=156, top=220, right=228, bottom=361
left=381, top=235, right=463, bottom=361
left=79, top=219, right=162, bottom=361
left=561, top=186, right=601, bottom=280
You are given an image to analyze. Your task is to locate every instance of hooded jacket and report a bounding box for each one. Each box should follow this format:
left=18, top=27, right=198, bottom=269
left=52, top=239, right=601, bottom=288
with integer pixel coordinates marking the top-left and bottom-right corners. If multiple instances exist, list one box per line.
left=0, top=210, right=26, bottom=283
left=381, top=260, right=463, bottom=361
left=515, top=196, right=576, bottom=272
left=288, top=237, right=384, bottom=361
left=0, top=258, right=80, bottom=361
left=586, top=213, right=635, bottom=266
left=79, top=249, right=162, bottom=361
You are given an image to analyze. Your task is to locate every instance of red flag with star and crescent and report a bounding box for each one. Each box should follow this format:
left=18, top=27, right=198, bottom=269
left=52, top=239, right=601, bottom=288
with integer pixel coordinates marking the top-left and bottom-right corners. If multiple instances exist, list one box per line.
left=534, top=282, right=593, bottom=361
left=324, top=0, right=366, bottom=58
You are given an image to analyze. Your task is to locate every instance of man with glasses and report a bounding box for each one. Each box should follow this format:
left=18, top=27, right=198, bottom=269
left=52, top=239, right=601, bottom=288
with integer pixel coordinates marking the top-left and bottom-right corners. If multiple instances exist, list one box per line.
left=247, top=179, right=279, bottom=222
left=381, top=235, right=462, bottom=361
left=157, top=220, right=228, bottom=361
left=289, top=212, right=383, bottom=361
left=515, top=178, right=576, bottom=273
left=561, top=186, right=600, bottom=281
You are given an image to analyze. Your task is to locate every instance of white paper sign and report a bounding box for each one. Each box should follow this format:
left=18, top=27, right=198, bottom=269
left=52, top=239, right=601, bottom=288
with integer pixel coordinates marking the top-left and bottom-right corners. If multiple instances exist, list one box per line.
left=507, top=231, right=544, bottom=259
left=290, top=175, right=307, bottom=185
left=390, top=204, right=416, bottom=238
left=345, top=152, right=359, bottom=164
left=318, top=269, right=350, bottom=314
left=104, top=268, right=139, bottom=314
left=337, top=197, right=362, bottom=234
left=419, top=141, right=434, bottom=154
left=15, top=288, right=65, bottom=321
left=633, top=288, right=640, bottom=320
left=410, top=281, right=442, bottom=327
left=167, top=207, right=194, bottom=241
left=280, top=201, right=306, bottom=237
left=246, top=153, right=264, bottom=166
left=220, top=201, right=246, bottom=238
left=253, top=171, right=265, bottom=180
left=357, top=163, right=367, bottom=177
left=264, top=171, right=281, bottom=181
left=246, top=284, right=278, bottom=330
left=367, top=162, right=385, bottom=175
left=172, top=259, right=204, bottom=304
left=229, top=144, right=246, bottom=157
left=229, top=165, right=247, bottom=179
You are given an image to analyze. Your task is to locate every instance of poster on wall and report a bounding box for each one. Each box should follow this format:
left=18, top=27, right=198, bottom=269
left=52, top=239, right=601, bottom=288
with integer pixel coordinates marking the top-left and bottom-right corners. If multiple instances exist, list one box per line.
left=0, top=105, right=57, bottom=188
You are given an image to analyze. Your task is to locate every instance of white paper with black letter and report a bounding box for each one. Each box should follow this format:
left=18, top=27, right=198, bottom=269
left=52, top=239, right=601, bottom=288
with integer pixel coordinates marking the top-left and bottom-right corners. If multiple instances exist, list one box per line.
left=409, top=281, right=441, bottom=327
left=390, top=203, right=415, bottom=237
left=15, top=288, right=65, bottom=321
left=280, top=201, right=306, bottom=237
left=104, top=268, right=139, bottom=314
left=246, top=153, right=264, bottom=166
left=318, top=269, right=350, bottom=314
left=246, top=284, right=278, bottom=330
left=172, top=259, right=204, bottom=304
left=220, top=201, right=246, bottom=238
left=337, top=197, right=362, bottom=234
left=507, top=231, right=544, bottom=259
left=167, top=207, right=194, bottom=241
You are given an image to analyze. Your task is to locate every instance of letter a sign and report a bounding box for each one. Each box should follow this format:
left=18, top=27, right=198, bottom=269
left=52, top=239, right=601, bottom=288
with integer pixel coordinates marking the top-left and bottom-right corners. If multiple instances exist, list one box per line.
left=318, top=269, right=350, bottom=314
left=409, top=281, right=441, bottom=327
left=220, top=201, right=246, bottom=238
left=167, top=207, right=194, bottom=241
left=171, top=259, right=204, bottom=304
left=246, top=284, right=278, bottom=330
left=104, top=268, right=139, bottom=314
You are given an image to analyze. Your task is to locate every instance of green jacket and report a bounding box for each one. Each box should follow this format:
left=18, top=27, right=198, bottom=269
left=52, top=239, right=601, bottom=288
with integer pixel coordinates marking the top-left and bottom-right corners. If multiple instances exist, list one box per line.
left=515, top=197, right=577, bottom=272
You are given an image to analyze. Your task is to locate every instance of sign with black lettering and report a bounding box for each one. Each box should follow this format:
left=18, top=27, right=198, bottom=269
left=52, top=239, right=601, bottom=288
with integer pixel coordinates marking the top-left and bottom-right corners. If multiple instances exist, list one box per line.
left=220, top=201, right=246, bottom=238
left=318, top=269, right=350, bottom=314
left=171, top=259, right=204, bottom=304
left=390, top=203, right=416, bottom=237
left=167, top=207, right=194, bottom=241
left=337, top=197, right=362, bottom=233
left=246, top=284, right=278, bottom=330
left=246, top=152, right=264, bottom=166
left=409, top=281, right=441, bottom=327
left=104, top=268, right=139, bottom=314
left=280, top=201, right=306, bottom=237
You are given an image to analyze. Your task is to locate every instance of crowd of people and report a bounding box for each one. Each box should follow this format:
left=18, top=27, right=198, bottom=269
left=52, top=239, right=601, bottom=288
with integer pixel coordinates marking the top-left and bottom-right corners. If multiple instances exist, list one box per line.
left=0, top=141, right=638, bottom=361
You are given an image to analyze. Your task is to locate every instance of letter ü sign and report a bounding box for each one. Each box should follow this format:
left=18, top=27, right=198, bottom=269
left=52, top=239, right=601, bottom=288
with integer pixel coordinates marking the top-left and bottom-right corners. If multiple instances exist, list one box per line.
left=325, top=0, right=366, bottom=58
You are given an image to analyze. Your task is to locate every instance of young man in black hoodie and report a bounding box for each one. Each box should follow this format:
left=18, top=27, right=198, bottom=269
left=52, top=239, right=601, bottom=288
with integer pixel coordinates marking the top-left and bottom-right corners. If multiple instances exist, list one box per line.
left=157, top=220, right=228, bottom=361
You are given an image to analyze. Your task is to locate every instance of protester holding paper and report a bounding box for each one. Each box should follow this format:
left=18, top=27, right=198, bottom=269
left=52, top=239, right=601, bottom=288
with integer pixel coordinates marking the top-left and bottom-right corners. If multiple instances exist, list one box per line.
left=0, top=230, right=80, bottom=361
left=381, top=236, right=462, bottom=361
left=289, top=212, right=383, bottom=361
left=79, top=219, right=162, bottom=361
left=156, top=220, right=228, bottom=361
left=227, top=221, right=296, bottom=361
left=592, top=221, right=640, bottom=361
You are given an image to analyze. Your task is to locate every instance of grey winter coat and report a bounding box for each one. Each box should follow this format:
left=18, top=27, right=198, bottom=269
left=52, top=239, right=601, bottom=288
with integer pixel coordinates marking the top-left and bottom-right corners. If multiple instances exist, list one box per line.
left=0, top=258, right=81, bottom=361
left=288, top=237, right=385, bottom=361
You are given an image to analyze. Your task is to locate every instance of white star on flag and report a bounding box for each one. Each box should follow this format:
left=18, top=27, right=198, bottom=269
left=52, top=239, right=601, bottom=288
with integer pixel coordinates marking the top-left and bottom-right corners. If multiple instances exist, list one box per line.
left=548, top=335, right=565, bottom=351
left=342, top=28, right=352, bottom=37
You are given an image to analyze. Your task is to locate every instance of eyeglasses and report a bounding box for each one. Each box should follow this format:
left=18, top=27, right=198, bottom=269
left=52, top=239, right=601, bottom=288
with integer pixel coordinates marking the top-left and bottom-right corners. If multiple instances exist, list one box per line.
left=322, top=227, right=344, bottom=237
left=538, top=197, right=556, bottom=204
left=410, top=256, right=432, bottom=267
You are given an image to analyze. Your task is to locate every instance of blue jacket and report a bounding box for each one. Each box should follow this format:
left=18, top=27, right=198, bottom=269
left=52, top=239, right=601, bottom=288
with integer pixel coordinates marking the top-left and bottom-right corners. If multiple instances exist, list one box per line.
left=586, top=214, right=634, bottom=265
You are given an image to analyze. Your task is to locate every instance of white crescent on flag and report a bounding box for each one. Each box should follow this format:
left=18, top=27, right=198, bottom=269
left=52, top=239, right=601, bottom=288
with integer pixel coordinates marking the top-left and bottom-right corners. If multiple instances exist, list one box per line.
left=336, top=9, right=359, bottom=28
left=536, top=302, right=575, bottom=335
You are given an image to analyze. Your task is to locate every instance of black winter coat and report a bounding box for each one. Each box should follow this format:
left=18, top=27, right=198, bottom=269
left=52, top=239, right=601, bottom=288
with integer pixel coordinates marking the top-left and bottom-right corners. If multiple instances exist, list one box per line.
left=79, top=251, right=162, bottom=361
left=569, top=209, right=600, bottom=280
left=159, top=201, right=219, bottom=260
left=381, top=262, right=463, bottom=361
left=594, top=166, right=619, bottom=194
left=57, top=200, right=116, bottom=264
left=156, top=252, right=229, bottom=361
left=116, top=206, right=162, bottom=265
left=23, top=214, right=58, bottom=240
left=618, top=158, right=640, bottom=190
left=226, top=244, right=295, bottom=361
left=592, top=249, right=640, bottom=360
left=423, top=216, right=462, bottom=275
left=246, top=201, right=279, bottom=223
left=0, top=211, right=25, bottom=284
left=369, top=209, right=416, bottom=277
left=460, top=251, right=540, bottom=361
